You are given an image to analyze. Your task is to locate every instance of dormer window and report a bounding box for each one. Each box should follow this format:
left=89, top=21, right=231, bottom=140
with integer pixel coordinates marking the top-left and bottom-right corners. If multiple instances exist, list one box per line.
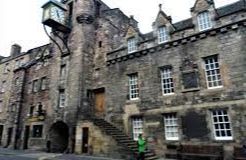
left=158, top=26, right=169, bottom=43
left=197, top=11, right=212, bottom=31
left=127, top=37, right=137, bottom=53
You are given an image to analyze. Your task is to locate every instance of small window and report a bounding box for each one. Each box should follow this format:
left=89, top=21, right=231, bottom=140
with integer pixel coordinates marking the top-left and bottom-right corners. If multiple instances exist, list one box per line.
left=211, top=109, right=233, bottom=140
left=15, top=77, right=20, bottom=86
left=4, top=63, right=9, bottom=73
left=164, top=113, right=179, bottom=141
left=204, top=55, right=222, bottom=89
left=197, top=11, right=212, bottom=31
left=9, top=104, right=16, bottom=112
left=29, top=106, right=35, bottom=117
left=59, top=90, right=66, bottom=108
left=32, top=125, right=43, bottom=138
left=129, top=73, right=139, bottom=100
left=127, top=37, right=137, bottom=53
left=161, top=67, right=174, bottom=95
left=15, top=59, right=20, bottom=69
left=1, top=81, right=6, bottom=93
left=37, top=103, right=44, bottom=116
left=158, top=26, right=169, bottom=43
left=32, top=80, right=39, bottom=92
left=98, top=41, right=102, bottom=48
left=41, top=77, right=47, bottom=90
left=132, top=117, right=143, bottom=141
left=0, top=101, right=3, bottom=112
left=60, top=65, right=66, bottom=80
left=43, top=59, right=49, bottom=67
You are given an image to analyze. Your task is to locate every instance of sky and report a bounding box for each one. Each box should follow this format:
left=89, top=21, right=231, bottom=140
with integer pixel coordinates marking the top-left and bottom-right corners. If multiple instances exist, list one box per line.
left=0, top=0, right=238, bottom=57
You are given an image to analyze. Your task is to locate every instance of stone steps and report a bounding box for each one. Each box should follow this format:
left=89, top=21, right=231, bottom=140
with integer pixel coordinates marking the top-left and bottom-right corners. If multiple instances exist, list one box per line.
left=90, top=117, right=158, bottom=160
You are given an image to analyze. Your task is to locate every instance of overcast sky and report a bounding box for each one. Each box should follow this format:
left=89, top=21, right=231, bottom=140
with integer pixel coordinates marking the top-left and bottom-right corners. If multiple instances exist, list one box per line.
left=0, top=0, right=238, bottom=57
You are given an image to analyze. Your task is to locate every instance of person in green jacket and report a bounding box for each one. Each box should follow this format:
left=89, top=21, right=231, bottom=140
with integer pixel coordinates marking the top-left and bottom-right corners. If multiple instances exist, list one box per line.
left=137, top=134, right=146, bottom=160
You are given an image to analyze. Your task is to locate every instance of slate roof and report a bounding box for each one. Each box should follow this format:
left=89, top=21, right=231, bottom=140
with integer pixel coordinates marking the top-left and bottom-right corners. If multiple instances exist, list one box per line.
left=173, top=18, right=194, bottom=32
left=141, top=0, right=245, bottom=40
left=216, top=0, right=246, bottom=18
left=142, top=32, right=154, bottom=41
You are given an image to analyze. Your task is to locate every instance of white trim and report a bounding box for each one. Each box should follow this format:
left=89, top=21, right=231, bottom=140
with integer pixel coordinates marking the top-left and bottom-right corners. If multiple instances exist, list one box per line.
left=162, top=93, right=175, bottom=96
left=207, top=85, right=223, bottom=89
left=166, top=137, right=179, bottom=141
left=214, top=136, right=233, bottom=141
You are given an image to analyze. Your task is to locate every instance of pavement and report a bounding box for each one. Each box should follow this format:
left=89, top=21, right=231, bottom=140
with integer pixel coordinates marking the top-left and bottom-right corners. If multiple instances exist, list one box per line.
left=0, top=148, right=123, bottom=160
left=0, top=148, right=173, bottom=160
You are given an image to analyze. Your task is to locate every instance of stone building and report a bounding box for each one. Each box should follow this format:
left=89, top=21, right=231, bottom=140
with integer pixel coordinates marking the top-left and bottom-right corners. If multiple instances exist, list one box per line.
left=0, top=0, right=245, bottom=159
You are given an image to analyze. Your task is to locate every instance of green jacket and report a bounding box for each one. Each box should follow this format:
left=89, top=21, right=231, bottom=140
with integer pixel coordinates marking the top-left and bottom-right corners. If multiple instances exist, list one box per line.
left=138, top=138, right=146, bottom=153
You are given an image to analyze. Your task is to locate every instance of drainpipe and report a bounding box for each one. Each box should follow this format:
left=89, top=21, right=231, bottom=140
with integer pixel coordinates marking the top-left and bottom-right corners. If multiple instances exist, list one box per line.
left=13, top=68, right=26, bottom=149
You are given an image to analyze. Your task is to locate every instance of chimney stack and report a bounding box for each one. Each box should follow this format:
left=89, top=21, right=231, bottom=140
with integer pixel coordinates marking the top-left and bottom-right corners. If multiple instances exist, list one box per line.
left=10, top=44, right=21, bottom=57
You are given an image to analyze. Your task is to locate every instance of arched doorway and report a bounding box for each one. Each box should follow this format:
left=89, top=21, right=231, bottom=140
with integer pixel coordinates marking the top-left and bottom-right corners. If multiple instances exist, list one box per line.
left=48, top=121, right=69, bottom=153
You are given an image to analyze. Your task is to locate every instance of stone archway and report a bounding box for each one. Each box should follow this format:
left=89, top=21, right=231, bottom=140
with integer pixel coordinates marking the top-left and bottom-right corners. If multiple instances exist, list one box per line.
left=48, top=121, right=69, bottom=153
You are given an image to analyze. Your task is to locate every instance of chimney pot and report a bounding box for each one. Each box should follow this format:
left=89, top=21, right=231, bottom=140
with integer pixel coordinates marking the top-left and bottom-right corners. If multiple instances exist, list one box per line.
left=10, top=44, right=21, bottom=57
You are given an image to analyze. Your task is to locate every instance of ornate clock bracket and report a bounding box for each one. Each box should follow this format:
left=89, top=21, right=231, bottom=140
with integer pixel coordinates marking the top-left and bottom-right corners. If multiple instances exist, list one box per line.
left=43, top=25, right=71, bottom=55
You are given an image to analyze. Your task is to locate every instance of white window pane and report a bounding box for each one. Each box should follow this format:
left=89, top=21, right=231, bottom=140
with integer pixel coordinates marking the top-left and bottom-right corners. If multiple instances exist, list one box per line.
left=211, top=110, right=232, bottom=140
left=198, top=11, right=212, bottom=31
left=132, top=117, right=143, bottom=141
left=161, top=68, right=174, bottom=95
left=164, top=114, right=179, bottom=140
left=204, top=56, right=222, bottom=88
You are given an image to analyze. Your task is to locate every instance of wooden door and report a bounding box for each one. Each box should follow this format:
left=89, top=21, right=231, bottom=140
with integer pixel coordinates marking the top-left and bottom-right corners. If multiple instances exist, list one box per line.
left=0, top=125, right=3, bottom=146
left=6, top=127, right=13, bottom=147
left=94, top=89, right=105, bottom=116
left=23, top=126, right=30, bottom=149
left=82, top=127, right=89, bottom=153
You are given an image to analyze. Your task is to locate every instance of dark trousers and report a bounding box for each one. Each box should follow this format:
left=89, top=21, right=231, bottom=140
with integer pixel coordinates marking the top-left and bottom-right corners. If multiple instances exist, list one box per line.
left=137, top=152, right=145, bottom=160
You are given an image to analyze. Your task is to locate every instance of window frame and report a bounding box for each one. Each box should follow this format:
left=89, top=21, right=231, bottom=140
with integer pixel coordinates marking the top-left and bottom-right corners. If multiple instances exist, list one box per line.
left=128, top=73, right=139, bottom=100
left=197, top=11, right=212, bottom=31
left=15, top=77, right=20, bottom=86
left=32, top=125, right=43, bottom=138
left=59, top=90, right=66, bottom=108
left=164, top=113, right=179, bottom=141
left=4, top=63, right=9, bottom=73
left=204, top=55, right=223, bottom=89
left=29, top=106, right=35, bottom=117
left=0, top=101, right=2, bottom=113
left=158, top=26, right=169, bottom=44
left=127, top=37, right=137, bottom=53
left=160, top=67, right=175, bottom=95
left=132, top=117, right=143, bottom=141
left=32, top=79, right=39, bottom=92
left=41, top=77, right=47, bottom=90
left=1, top=81, right=6, bottom=93
left=211, top=109, right=233, bottom=141
left=60, top=64, right=67, bottom=80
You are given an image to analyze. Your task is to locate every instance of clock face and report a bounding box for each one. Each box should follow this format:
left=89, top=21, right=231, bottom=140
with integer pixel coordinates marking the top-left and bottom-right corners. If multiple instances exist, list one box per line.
left=50, top=6, right=65, bottom=25
left=43, top=8, right=50, bottom=21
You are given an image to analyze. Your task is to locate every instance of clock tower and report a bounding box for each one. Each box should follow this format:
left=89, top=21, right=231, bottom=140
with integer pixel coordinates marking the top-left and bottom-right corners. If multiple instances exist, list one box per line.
left=42, top=0, right=98, bottom=152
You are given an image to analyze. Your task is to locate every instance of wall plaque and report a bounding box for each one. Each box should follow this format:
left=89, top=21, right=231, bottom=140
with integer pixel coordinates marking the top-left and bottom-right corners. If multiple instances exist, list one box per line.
left=182, top=71, right=199, bottom=89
